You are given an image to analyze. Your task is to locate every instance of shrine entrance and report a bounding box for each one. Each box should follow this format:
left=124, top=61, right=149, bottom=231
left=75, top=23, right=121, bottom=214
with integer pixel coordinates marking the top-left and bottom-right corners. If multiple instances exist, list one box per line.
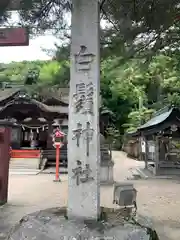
left=12, top=121, right=48, bottom=150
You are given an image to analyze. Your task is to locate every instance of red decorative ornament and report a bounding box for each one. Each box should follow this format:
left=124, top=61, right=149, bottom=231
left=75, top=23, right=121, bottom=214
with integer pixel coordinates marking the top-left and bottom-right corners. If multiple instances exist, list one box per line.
left=55, top=130, right=64, bottom=137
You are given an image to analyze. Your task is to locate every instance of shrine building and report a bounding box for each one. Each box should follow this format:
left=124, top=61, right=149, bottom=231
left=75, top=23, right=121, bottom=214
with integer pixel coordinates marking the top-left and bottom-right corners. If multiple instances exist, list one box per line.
left=0, top=88, right=68, bottom=153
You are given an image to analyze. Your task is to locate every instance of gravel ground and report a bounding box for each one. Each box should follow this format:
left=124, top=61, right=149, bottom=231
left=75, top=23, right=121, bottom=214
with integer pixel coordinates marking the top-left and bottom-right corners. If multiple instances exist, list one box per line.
left=0, top=151, right=180, bottom=240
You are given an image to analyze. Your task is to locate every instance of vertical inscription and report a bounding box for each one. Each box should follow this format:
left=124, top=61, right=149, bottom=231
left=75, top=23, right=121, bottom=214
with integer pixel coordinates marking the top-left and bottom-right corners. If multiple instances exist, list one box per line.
left=82, top=122, right=94, bottom=157
left=72, top=123, right=82, bottom=147
left=84, top=82, right=94, bottom=115
left=80, top=164, right=94, bottom=183
left=73, top=82, right=94, bottom=115
left=72, top=122, right=94, bottom=157
left=73, top=83, right=86, bottom=113
left=75, top=45, right=95, bottom=72
left=73, top=46, right=94, bottom=114
left=72, top=160, right=82, bottom=185
left=72, top=160, right=94, bottom=186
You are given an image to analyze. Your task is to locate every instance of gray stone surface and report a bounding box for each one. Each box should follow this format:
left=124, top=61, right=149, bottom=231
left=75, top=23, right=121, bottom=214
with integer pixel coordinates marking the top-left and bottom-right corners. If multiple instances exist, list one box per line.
left=10, top=158, right=40, bottom=170
left=8, top=208, right=150, bottom=240
left=100, top=165, right=114, bottom=184
left=68, top=0, right=101, bottom=220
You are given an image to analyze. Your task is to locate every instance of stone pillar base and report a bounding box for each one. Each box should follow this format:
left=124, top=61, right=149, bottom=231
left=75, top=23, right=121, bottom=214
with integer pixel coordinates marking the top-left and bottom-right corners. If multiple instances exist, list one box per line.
left=7, top=207, right=154, bottom=240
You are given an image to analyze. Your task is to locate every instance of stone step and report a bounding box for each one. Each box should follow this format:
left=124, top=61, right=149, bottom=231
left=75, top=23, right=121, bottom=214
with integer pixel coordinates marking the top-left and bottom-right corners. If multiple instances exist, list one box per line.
left=10, top=165, right=39, bottom=169
left=10, top=159, right=39, bottom=164
left=9, top=169, right=42, bottom=175
left=10, top=162, right=39, bottom=167
left=10, top=158, right=40, bottom=170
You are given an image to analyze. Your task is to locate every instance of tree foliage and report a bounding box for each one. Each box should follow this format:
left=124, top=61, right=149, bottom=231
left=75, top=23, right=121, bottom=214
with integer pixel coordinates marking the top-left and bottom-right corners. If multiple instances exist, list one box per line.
left=100, top=50, right=180, bottom=136
left=0, top=59, right=69, bottom=86
left=1, top=0, right=180, bottom=58
left=2, top=48, right=180, bottom=140
left=1, top=1, right=180, bottom=147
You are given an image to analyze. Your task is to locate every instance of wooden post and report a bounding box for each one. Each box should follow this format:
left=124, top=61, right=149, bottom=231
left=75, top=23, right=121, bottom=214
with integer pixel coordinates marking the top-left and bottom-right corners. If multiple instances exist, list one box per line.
left=138, top=136, right=141, bottom=161
left=144, top=136, right=148, bottom=169
left=154, top=135, right=159, bottom=175
left=140, top=135, right=147, bottom=168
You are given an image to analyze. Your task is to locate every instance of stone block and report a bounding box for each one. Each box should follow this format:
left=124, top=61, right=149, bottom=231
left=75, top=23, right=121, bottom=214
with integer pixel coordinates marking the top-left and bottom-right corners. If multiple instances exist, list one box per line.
left=113, top=182, right=137, bottom=207
left=100, top=162, right=114, bottom=184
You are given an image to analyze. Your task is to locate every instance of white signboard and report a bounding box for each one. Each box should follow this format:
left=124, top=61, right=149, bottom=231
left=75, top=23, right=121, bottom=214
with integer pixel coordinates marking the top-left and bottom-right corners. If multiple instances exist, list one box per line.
left=141, top=140, right=146, bottom=153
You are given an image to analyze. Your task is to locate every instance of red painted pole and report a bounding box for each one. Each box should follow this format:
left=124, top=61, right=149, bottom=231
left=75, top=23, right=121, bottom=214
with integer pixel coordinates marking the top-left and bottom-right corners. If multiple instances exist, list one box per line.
left=55, top=145, right=60, bottom=181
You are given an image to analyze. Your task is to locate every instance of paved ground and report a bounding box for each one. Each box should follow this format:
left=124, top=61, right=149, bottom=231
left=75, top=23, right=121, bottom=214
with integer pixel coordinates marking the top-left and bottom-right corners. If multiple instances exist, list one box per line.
left=1, top=151, right=180, bottom=240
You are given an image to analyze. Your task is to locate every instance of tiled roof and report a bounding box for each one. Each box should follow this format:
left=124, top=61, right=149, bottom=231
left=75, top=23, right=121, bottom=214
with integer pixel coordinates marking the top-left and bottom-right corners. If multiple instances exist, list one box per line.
left=0, top=96, right=68, bottom=115
left=138, top=108, right=173, bottom=130
left=32, top=99, right=68, bottom=114
left=0, top=87, right=69, bottom=114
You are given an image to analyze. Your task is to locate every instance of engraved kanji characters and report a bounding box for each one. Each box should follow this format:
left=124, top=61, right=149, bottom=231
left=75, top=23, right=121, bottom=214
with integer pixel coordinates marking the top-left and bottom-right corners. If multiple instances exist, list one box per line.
left=72, top=122, right=94, bottom=156
left=75, top=45, right=95, bottom=72
left=73, top=83, right=86, bottom=113
left=73, top=47, right=95, bottom=114
left=83, top=82, right=94, bottom=115
left=72, top=160, right=82, bottom=185
left=82, top=122, right=94, bottom=157
left=72, top=123, right=82, bottom=147
left=72, top=160, right=94, bottom=186
left=73, top=82, right=94, bottom=115
left=80, top=163, right=94, bottom=183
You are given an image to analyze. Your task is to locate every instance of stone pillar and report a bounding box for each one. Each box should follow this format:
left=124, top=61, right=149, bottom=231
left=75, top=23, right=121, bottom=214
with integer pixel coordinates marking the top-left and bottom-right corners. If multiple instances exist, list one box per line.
left=68, top=0, right=100, bottom=220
